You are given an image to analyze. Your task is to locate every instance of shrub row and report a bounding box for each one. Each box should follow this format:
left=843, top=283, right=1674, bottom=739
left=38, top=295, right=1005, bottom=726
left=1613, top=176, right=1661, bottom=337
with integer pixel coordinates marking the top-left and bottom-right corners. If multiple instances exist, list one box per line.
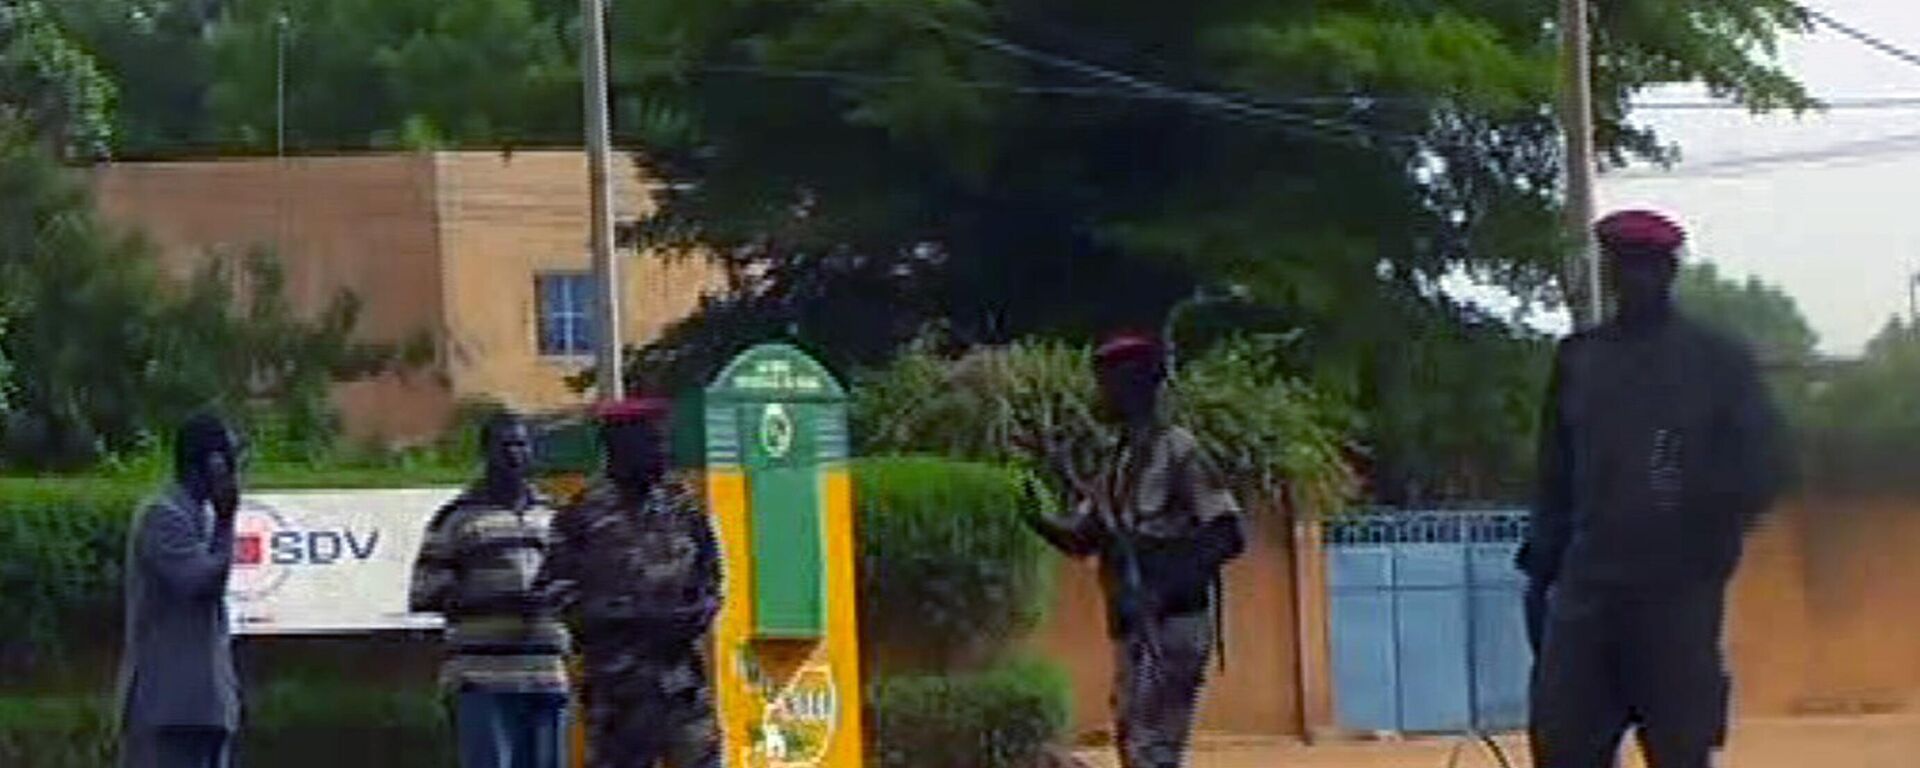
left=0, top=682, right=455, bottom=768
left=3, top=455, right=1074, bottom=765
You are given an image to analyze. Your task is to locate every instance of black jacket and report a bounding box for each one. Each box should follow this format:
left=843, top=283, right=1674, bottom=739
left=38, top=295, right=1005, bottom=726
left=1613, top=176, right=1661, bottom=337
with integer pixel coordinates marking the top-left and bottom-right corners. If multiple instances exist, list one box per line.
left=1521, top=314, right=1785, bottom=588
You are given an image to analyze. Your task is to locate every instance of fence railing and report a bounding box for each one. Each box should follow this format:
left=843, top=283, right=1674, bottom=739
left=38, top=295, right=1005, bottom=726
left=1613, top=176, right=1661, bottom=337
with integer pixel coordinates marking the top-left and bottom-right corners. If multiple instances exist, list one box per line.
left=1324, top=508, right=1532, bottom=734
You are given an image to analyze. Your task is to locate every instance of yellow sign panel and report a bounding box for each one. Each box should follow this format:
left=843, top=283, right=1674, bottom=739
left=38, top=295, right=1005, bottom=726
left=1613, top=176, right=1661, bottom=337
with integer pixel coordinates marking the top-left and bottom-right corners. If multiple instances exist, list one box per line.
left=710, top=469, right=865, bottom=768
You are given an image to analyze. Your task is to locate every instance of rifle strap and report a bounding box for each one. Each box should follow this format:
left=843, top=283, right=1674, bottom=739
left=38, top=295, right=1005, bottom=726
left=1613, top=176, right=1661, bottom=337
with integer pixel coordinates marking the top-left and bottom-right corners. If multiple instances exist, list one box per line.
left=1212, top=573, right=1228, bottom=674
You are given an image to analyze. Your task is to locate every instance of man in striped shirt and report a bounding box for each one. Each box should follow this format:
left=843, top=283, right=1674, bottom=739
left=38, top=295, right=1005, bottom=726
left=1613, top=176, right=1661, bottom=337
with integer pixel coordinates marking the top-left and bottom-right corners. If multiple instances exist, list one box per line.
left=411, top=412, right=571, bottom=768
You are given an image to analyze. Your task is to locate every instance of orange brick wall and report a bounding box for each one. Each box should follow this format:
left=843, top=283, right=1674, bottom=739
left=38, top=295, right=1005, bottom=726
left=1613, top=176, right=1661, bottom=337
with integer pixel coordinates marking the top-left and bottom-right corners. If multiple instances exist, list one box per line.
left=1039, top=496, right=1920, bottom=741
left=1035, top=508, right=1330, bottom=740
left=89, top=151, right=725, bottom=444
left=90, top=156, right=454, bottom=443
left=432, top=151, right=724, bottom=413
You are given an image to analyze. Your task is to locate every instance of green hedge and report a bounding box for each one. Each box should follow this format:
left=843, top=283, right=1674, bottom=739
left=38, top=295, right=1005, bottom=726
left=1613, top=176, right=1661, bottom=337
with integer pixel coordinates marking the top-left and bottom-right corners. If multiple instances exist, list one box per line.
left=0, top=473, right=466, bottom=675
left=853, top=336, right=1359, bottom=516
left=854, top=457, right=1056, bottom=675
left=857, top=458, right=1072, bottom=767
left=0, top=682, right=453, bottom=768
left=0, top=479, right=147, bottom=674
left=867, top=659, right=1071, bottom=768
left=7, top=457, right=1076, bottom=764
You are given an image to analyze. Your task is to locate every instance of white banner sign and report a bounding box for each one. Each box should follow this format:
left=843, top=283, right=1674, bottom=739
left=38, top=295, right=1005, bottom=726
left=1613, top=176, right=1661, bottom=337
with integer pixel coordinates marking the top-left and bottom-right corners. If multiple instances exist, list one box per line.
left=226, top=488, right=461, bottom=635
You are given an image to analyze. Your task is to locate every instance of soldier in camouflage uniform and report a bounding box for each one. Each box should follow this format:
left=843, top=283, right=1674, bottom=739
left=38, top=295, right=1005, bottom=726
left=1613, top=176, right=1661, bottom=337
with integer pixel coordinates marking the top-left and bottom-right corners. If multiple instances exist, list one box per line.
left=1023, top=334, right=1247, bottom=768
left=536, top=398, right=723, bottom=768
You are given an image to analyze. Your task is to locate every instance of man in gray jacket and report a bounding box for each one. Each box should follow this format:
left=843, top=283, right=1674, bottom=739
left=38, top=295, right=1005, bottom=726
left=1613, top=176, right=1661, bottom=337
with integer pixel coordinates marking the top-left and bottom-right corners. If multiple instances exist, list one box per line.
left=118, top=412, right=246, bottom=768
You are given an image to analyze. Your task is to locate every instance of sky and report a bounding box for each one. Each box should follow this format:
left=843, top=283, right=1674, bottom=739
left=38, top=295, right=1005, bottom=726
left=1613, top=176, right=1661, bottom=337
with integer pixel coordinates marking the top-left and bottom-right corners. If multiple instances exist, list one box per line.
left=1599, top=0, right=1920, bottom=356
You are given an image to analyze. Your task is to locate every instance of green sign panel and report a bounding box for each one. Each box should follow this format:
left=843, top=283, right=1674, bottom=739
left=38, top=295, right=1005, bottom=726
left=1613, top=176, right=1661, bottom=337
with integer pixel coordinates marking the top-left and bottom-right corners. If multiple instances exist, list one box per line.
left=705, top=344, right=847, bottom=639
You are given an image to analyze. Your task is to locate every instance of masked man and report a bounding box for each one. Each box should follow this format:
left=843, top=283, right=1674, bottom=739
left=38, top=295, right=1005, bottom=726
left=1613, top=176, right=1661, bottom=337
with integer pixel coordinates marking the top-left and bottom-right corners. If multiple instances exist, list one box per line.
left=119, top=412, right=246, bottom=768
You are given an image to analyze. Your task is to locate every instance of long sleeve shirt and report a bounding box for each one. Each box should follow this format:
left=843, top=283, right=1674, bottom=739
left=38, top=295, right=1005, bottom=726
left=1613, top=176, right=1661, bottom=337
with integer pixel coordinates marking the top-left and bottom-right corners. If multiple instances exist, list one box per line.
left=117, top=486, right=241, bottom=731
left=1524, top=315, right=1785, bottom=588
left=408, top=485, right=571, bottom=694
left=535, top=479, right=721, bottom=662
left=1029, top=425, right=1245, bottom=630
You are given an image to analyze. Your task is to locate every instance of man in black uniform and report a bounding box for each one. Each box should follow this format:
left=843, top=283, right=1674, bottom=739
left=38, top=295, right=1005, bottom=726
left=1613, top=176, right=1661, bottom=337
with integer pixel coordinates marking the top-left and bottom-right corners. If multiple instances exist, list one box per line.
left=1523, top=210, right=1784, bottom=768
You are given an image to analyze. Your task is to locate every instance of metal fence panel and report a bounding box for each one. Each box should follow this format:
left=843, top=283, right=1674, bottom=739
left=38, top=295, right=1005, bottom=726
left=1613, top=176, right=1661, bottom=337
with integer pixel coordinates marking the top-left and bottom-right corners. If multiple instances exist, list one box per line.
left=1329, top=586, right=1399, bottom=730
left=1396, top=584, right=1474, bottom=731
left=1325, top=510, right=1532, bottom=734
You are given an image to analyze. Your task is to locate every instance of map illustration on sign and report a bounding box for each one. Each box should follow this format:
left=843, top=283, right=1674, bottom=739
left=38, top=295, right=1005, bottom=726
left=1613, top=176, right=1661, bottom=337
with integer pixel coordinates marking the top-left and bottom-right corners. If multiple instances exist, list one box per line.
left=740, top=658, right=838, bottom=768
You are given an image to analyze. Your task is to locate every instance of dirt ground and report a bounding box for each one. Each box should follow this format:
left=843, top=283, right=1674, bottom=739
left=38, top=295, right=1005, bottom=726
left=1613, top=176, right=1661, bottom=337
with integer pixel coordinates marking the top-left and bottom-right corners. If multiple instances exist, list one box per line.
left=1074, top=716, right=1920, bottom=767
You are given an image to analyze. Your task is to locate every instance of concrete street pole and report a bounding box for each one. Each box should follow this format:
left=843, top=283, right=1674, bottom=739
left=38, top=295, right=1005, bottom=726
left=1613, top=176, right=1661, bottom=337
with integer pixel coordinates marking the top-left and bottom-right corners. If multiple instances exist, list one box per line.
left=582, top=0, right=625, bottom=401
left=1560, top=0, right=1604, bottom=329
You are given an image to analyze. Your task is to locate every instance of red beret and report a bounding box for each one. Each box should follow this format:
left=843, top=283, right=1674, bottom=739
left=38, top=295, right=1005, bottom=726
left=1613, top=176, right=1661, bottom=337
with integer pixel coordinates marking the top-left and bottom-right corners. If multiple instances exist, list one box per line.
left=595, top=396, right=672, bottom=424
left=1595, top=209, right=1686, bottom=256
left=1094, top=333, right=1166, bottom=367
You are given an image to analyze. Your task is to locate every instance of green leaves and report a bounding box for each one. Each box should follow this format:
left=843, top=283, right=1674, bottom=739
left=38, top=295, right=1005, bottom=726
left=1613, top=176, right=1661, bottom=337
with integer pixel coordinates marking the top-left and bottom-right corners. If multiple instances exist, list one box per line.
left=855, top=457, right=1057, bottom=674
left=1676, top=262, right=1819, bottom=367
left=0, top=478, right=145, bottom=675
left=0, top=133, right=416, bottom=469
left=1211, top=10, right=1554, bottom=114
left=852, top=335, right=1359, bottom=513
left=201, top=0, right=579, bottom=151
left=0, top=0, right=118, bottom=159
left=867, top=658, right=1071, bottom=768
left=1800, top=320, right=1920, bottom=494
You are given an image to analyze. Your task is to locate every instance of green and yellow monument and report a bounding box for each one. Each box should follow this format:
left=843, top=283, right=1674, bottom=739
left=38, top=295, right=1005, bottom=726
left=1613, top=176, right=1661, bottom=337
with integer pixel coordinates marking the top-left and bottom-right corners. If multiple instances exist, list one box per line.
left=537, top=343, right=864, bottom=767
left=694, top=343, right=864, bottom=768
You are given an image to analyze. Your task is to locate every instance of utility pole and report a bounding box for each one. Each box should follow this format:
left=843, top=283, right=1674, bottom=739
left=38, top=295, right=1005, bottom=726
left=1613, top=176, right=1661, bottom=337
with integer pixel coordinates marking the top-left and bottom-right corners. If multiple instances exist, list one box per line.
left=275, top=12, right=289, bottom=158
left=581, top=0, right=625, bottom=401
left=1908, top=268, right=1918, bottom=326
left=1559, top=0, right=1604, bottom=329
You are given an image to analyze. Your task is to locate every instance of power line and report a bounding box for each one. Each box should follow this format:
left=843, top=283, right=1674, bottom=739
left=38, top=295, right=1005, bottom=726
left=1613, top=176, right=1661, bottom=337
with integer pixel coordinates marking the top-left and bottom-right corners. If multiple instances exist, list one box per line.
left=1797, top=3, right=1920, bottom=71
left=1609, top=130, right=1920, bottom=179
left=697, top=63, right=1920, bottom=114
left=1635, top=96, right=1920, bottom=111
left=693, top=63, right=1396, bottom=108
left=910, top=16, right=1420, bottom=149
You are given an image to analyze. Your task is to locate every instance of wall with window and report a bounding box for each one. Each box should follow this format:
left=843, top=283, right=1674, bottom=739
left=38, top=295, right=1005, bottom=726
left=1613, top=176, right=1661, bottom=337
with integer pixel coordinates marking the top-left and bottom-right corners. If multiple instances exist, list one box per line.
left=91, top=155, right=455, bottom=444
left=91, top=151, right=724, bottom=444
left=436, top=151, right=723, bottom=412
left=534, top=272, right=596, bottom=357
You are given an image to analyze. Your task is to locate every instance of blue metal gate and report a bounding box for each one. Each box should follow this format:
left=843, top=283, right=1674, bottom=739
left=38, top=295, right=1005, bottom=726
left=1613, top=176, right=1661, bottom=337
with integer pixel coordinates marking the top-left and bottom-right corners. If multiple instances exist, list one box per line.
left=1325, top=510, right=1532, bottom=733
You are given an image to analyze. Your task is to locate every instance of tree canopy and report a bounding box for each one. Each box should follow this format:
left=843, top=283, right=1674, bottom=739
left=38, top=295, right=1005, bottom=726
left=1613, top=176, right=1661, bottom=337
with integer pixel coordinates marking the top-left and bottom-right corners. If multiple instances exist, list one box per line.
left=615, top=0, right=1809, bottom=361
left=0, top=127, right=418, bottom=469
left=1801, top=319, right=1920, bottom=493
left=1, top=0, right=117, bottom=159
left=1676, top=261, right=1819, bottom=366
left=29, top=0, right=1822, bottom=497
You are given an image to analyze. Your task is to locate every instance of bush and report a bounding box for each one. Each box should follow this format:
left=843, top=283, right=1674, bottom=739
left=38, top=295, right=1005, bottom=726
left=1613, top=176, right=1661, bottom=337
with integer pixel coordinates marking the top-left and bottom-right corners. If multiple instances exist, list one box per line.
left=0, top=695, right=115, bottom=768
left=0, top=478, right=145, bottom=675
left=854, top=335, right=1358, bottom=516
left=1798, top=321, right=1920, bottom=494
left=867, top=659, right=1072, bottom=768
left=0, top=121, right=422, bottom=471
left=0, top=470, right=470, bottom=676
left=0, top=682, right=454, bottom=768
left=855, top=458, right=1056, bottom=675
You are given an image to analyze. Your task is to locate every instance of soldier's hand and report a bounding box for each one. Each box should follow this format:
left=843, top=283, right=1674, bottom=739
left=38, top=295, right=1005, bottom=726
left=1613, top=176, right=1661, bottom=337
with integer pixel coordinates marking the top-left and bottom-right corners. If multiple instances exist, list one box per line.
left=1031, top=435, right=1098, bottom=498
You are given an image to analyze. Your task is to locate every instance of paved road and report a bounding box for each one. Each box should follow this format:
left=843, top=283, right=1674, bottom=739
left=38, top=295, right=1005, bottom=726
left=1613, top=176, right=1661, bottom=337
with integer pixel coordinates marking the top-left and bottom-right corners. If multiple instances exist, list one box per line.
left=1075, top=716, right=1920, bottom=767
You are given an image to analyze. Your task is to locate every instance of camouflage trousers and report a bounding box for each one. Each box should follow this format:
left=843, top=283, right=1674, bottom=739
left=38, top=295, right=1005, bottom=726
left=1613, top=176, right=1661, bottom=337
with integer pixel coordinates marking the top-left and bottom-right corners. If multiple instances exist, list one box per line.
left=1112, top=612, right=1214, bottom=768
left=582, top=653, right=721, bottom=768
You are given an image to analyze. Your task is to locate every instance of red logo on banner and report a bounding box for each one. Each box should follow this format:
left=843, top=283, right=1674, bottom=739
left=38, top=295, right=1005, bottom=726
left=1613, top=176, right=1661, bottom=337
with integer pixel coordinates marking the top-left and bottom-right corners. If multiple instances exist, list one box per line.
left=235, top=534, right=263, bottom=566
